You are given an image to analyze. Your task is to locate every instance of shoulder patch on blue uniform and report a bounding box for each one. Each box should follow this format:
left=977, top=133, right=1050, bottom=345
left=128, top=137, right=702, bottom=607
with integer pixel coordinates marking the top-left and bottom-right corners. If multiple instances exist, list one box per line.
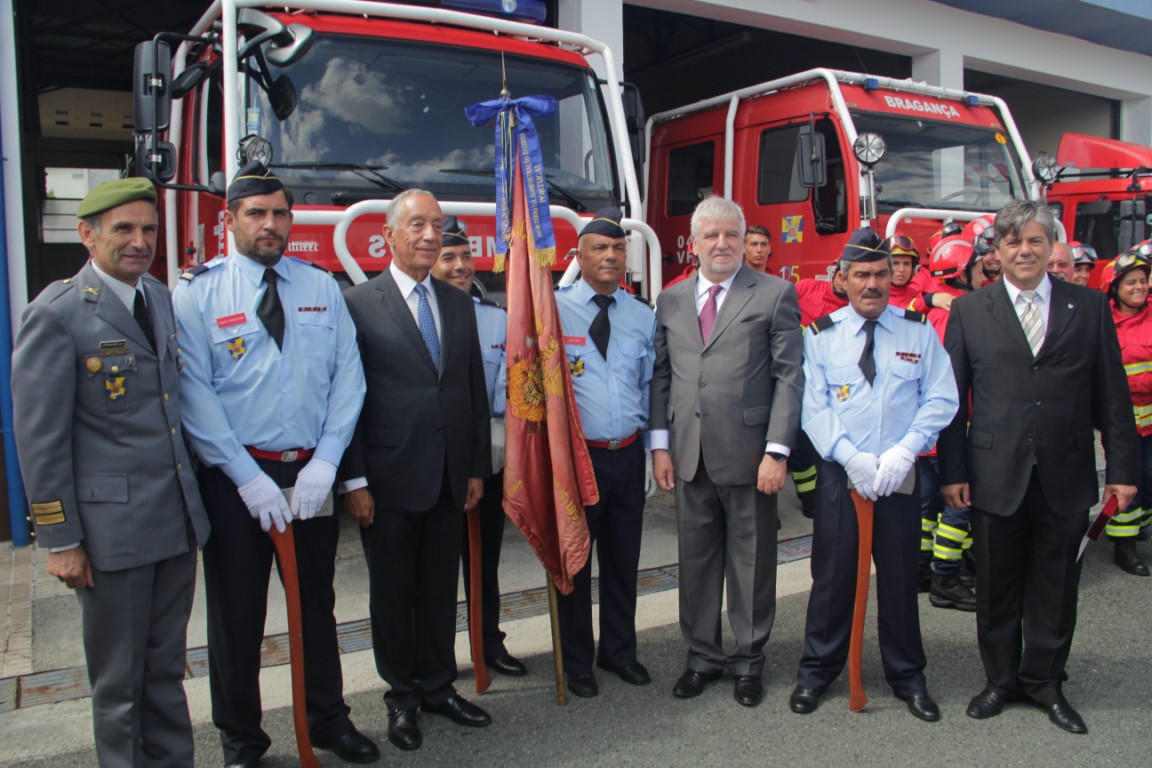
left=810, top=314, right=835, bottom=334
left=477, top=297, right=500, bottom=307
left=288, top=255, right=331, bottom=274
left=632, top=293, right=653, bottom=308
left=180, top=264, right=210, bottom=281
left=902, top=309, right=927, bottom=323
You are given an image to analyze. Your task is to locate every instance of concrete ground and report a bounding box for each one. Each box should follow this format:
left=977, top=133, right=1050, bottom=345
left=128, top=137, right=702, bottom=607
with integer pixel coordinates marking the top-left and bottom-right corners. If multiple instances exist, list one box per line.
left=3, top=481, right=1152, bottom=766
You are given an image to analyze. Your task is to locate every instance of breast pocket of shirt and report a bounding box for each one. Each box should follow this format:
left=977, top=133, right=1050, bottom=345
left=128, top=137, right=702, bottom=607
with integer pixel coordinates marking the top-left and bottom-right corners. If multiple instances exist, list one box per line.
left=617, top=339, right=648, bottom=384
left=825, top=364, right=867, bottom=414
left=888, top=359, right=923, bottom=400
left=209, top=318, right=264, bottom=371
left=295, top=311, right=337, bottom=367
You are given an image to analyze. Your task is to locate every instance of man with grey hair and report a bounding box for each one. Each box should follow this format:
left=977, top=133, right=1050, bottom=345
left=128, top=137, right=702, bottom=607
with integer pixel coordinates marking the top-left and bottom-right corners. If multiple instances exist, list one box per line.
left=339, top=188, right=492, bottom=751
left=1046, top=241, right=1074, bottom=281
left=651, top=196, right=803, bottom=707
left=939, top=200, right=1138, bottom=734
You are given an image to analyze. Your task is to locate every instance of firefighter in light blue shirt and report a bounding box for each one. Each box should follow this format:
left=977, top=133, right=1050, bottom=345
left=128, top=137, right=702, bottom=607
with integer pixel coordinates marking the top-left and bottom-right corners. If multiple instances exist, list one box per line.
left=554, top=207, right=656, bottom=699
left=172, top=162, right=376, bottom=765
left=431, top=216, right=527, bottom=678
left=790, top=228, right=958, bottom=723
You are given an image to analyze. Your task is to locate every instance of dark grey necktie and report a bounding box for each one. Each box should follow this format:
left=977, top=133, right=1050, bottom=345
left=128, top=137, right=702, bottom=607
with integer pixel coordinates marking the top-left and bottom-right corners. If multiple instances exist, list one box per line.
left=589, top=294, right=615, bottom=359
left=133, top=289, right=156, bottom=353
left=858, top=319, right=877, bottom=386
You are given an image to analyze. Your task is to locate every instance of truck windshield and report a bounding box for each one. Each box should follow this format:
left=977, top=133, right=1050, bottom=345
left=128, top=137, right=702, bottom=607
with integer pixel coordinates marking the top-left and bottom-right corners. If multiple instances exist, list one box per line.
left=247, top=33, right=618, bottom=210
left=852, top=111, right=1025, bottom=212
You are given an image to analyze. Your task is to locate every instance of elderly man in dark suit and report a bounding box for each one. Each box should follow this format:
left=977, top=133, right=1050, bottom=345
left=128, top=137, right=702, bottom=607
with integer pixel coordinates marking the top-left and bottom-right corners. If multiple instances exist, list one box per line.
left=340, top=189, right=492, bottom=752
left=651, top=195, right=804, bottom=708
left=939, top=200, right=1139, bottom=735
left=12, top=178, right=210, bottom=767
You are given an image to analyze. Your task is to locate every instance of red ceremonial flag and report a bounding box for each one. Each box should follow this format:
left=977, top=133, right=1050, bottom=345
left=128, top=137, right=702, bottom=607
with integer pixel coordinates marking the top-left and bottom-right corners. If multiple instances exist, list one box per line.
left=501, top=155, right=598, bottom=595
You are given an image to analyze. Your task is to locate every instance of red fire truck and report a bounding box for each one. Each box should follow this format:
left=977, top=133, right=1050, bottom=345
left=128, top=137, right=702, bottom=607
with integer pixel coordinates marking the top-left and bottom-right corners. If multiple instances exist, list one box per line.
left=644, top=69, right=1039, bottom=285
left=1039, top=132, right=1152, bottom=286
left=132, top=0, right=658, bottom=296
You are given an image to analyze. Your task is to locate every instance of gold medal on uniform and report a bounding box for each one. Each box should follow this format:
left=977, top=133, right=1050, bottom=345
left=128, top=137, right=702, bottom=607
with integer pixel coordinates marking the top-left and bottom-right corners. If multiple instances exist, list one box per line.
left=85, top=356, right=102, bottom=374
left=227, top=337, right=246, bottom=360
left=835, top=383, right=851, bottom=402
left=106, top=375, right=126, bottom=400
left=570, top=359, right=585, bottom=377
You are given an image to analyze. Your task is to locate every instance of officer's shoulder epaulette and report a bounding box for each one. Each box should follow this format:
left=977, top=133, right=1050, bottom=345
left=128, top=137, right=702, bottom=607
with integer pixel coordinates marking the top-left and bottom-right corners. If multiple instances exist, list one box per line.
left=901, top=309, right=927, bottom=324
left=809, top=314, right=835, bottom=334
left=632, top=293, right=654, bottom=308
left=40, top=279, right=75, bottom=303
left=287, top=255, right=332, bottom=275
left=477, top=297, right=501, bottom=308
left=179, top=264, right=211, bottom=281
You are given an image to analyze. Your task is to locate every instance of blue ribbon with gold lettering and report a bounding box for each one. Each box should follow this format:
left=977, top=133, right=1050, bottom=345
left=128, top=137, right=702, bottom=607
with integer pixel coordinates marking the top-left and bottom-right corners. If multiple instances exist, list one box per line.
left=465, top=95, right=558, bottom=268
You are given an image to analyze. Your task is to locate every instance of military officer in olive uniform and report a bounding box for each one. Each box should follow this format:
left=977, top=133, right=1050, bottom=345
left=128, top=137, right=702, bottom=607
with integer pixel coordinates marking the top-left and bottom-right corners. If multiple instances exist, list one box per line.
left=12, top=178, right=210, bottom=768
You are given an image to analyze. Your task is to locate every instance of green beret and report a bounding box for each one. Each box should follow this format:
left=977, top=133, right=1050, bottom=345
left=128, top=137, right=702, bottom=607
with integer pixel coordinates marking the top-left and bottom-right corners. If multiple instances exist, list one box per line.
left=76, top=178, right=157, bottom=219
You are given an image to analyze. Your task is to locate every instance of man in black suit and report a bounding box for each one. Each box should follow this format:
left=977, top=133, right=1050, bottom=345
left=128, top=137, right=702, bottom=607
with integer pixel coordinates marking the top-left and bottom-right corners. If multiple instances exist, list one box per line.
left=939, top=200, right=1138, bottom=735
left=340, top=189, right=492, bottom=752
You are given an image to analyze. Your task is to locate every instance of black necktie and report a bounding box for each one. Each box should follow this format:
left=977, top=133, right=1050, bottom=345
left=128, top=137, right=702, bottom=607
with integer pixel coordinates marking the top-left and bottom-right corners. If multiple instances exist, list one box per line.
left=858, top=319, right=877, bottom=386
left=589, top=294, right=615, bottom=359
left=133, top=289, right=156, bottom=353
left=258, top=268, right=285, bottom=350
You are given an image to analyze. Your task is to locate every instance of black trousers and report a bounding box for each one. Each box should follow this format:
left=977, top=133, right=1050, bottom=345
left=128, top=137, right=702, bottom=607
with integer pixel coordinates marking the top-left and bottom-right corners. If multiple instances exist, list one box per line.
left=796, top=459, right=927, bottom=697
left=198, top=461, right=350, bottom=764
left=971, top=467, right=1086, bottom=705
left=361, top=477, right=464, bottom=711
left=556, top=440, right=645, bottom=675
left=461, top=471, right=509, bottom=660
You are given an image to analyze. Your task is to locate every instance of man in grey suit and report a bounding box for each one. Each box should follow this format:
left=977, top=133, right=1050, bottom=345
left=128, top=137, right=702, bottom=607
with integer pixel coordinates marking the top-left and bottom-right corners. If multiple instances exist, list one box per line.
left=339, top=189, right=492, bottom=752
left=651, top=196, right=804, bottom=707
left=12, top=178, right=210, bottom=767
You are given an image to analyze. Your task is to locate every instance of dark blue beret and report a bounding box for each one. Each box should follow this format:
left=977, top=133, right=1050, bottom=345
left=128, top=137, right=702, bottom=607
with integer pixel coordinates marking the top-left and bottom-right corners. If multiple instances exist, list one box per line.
left=442, top=215, right=469, bottom=247
left=227, top=160, right=285, bottom=204
left=841, top=227, right=889, bottom=263
left=580, top=206, right=626, bottom=239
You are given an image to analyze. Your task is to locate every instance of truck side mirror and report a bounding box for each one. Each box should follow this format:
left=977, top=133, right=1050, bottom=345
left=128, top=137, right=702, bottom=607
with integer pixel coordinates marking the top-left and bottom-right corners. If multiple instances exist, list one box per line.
left=796, top=130, right=827, bottom=188
left=133, top=40, right=172, bottom=133
left=135, top=136, right=177, bottom=183
left=621, top=82, right=645, bottom=167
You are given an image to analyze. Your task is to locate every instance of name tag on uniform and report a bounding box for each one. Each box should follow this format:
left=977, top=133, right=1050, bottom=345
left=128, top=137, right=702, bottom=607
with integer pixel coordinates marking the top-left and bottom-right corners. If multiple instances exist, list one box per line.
left=297, top=306, right=328, bottom=312
left=99, top=339, right=128, bottom=356
left=564, top=335, right=586, bottom=346
left=216, top=313, right=247, bottom=328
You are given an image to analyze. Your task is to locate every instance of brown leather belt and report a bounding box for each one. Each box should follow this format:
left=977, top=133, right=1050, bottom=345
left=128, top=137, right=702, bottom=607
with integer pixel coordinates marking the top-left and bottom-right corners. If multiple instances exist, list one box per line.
left=246, top=446, right=314, bottom=462
left=585, top=431, right=640, bottom=451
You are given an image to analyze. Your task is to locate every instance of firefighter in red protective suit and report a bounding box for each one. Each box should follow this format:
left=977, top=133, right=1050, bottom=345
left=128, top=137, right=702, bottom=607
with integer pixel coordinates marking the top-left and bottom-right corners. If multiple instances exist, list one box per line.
left=1101, top=246, right=1152, bottom=575
left=916, top=233, right=992, bottom=609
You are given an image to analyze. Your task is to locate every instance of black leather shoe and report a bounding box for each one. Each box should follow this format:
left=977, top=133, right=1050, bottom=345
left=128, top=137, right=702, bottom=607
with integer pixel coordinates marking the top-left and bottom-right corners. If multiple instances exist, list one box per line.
left=1047, top=699, right=1088, bottom=734
left=597, top=660, right=651, bottom=686
left=313, top=727, right=380, bottom=764
left=671, top=668, right=721, bottom=698
left=224, top=762, right=259, bottom=768
left=1114, top=540, right=1150, bottom=576
left=929, top=575, right=977, bottom=611
left=789, top=685, right=823, bottom=714
left=897, top=691, right=941, bottom=722
left=386, top=708, right=421, bottom=751
left=422, top=694, right=491, bottom=727
left=966, top=687, right=1011, bottom=719
left=734, top=675, right=763, bottom=707
left=566, top=673, right=599, bottom=698
left=486, top=653, right=528, bottom=676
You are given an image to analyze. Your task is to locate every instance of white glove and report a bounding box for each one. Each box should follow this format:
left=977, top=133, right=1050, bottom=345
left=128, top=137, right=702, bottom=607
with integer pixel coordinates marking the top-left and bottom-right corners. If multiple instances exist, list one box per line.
left=845, top=452, right=879, bottom=502
left=491, top=418, right=506, bottom=474
left=290, top=458, right=336, bottom=520
left=644, top=449, right=657, bottom=498
left=873, top=445, right=916, bottom=498
left=237, top=472, right=291, bottom=533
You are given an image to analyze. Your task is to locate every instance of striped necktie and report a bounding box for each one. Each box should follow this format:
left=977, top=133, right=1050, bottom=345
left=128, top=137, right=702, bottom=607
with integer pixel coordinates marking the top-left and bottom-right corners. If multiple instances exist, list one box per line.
left=1019, top=289, right=1045, bottom=356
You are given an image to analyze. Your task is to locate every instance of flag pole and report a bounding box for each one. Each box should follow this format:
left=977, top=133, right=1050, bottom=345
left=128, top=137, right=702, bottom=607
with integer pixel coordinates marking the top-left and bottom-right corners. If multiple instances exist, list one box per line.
left=546, top=577, right=568, bottom=705
left=466, top=506, right=492, bottom=694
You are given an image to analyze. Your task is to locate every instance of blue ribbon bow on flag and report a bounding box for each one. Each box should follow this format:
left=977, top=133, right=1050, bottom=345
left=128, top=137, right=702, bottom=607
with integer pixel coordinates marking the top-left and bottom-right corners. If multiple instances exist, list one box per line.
left=465, top=95, right=558, bottom=268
